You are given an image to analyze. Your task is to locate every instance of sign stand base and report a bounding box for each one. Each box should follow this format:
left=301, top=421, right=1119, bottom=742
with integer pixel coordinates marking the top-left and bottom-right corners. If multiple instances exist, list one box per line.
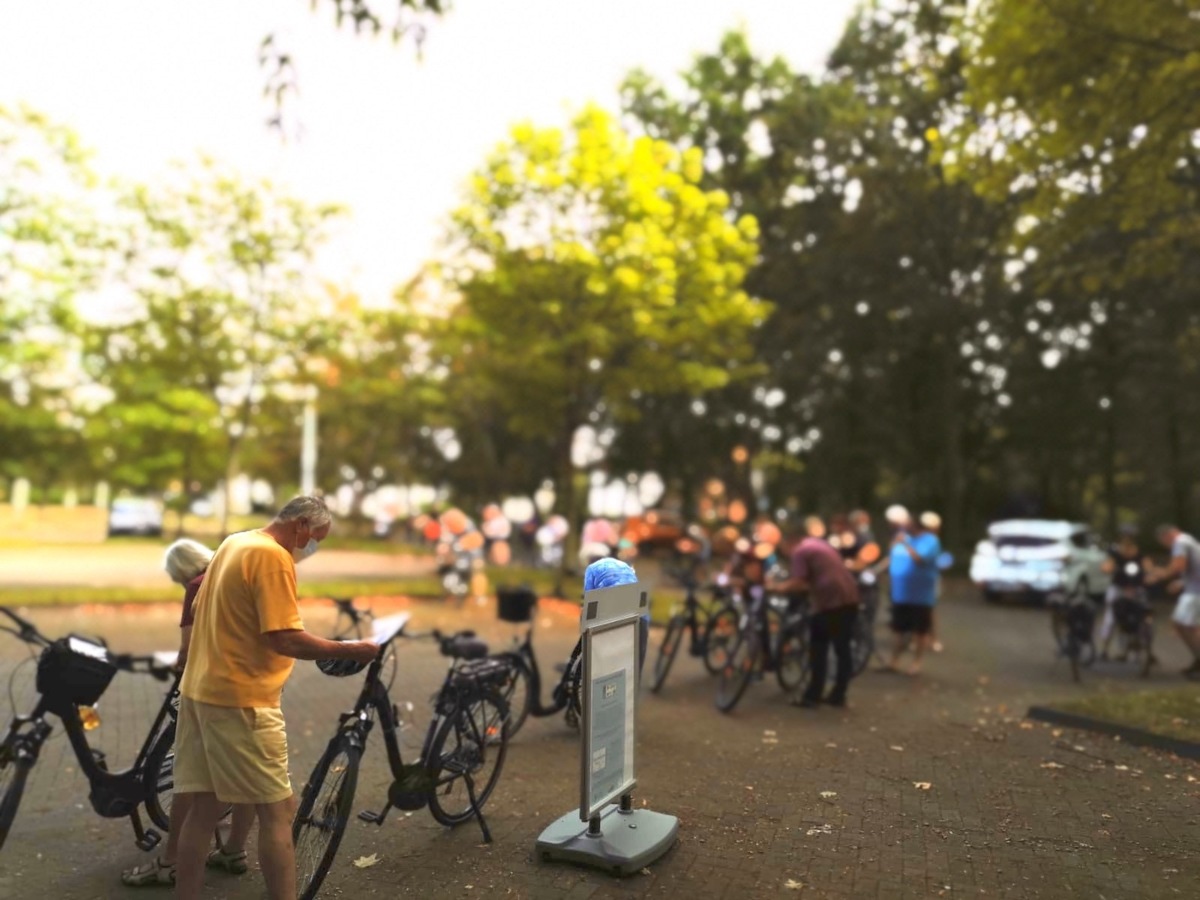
left=536, top=798, right=678, bottom=876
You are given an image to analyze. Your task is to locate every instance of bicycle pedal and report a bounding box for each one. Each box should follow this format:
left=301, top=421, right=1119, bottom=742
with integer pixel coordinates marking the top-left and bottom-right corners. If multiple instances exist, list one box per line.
left=358, top=810, right=386, bottom=824
left=136, top=828, right=162, bottom=852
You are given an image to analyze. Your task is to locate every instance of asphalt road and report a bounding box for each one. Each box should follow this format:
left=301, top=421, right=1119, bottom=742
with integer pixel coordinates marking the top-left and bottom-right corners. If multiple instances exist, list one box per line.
left=0, top=585, right=1197, bottom=899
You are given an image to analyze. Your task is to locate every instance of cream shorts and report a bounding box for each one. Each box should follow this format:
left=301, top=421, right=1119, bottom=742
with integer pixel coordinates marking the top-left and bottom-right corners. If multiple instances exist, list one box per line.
left=1172, top=593, right=1200, bottom=628
left=174, top=696, right=292, bottom=805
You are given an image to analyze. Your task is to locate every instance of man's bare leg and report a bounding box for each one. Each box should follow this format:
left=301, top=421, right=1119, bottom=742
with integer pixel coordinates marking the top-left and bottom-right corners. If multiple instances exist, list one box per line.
left=908, top=634, right=928, bottom=675
left=221, top=804, right=256, bottom=855
left=175, top=792, right=225, bottom=900
left=256, top=795, right=297, bottom=900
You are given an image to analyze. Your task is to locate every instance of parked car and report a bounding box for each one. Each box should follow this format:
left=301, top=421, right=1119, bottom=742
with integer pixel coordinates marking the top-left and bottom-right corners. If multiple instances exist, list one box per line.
left=970, top=519, right=1109, bottom=603
left=107, top=497, right=164, bottom=537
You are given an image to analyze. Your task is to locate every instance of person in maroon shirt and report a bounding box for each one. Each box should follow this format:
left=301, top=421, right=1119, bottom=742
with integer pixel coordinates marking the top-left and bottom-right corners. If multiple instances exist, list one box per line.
left=768, top=528, right=861, bottom=708
left=121, top=539, right=256, bottom=887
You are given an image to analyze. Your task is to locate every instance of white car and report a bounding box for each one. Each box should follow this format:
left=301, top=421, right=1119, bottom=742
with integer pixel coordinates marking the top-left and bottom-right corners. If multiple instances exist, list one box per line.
left=107, top=497, right=164, bottom=537
left=970, top=519, right=1110, bottom=602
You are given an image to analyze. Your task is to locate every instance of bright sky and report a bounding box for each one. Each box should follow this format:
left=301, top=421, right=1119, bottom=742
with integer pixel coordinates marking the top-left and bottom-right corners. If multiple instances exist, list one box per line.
left=0, top=0, right=858, bottom=305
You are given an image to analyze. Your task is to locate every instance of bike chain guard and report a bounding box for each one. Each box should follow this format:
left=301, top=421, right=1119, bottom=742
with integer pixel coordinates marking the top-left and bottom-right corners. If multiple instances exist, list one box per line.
left=388, top=763, right=434, bottom=811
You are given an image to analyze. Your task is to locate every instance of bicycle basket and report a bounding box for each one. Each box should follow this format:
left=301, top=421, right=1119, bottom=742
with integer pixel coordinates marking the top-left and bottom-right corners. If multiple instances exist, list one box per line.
left=497, top=586, right=536, bottom=623
left=36, top=636, right=118, bottom=706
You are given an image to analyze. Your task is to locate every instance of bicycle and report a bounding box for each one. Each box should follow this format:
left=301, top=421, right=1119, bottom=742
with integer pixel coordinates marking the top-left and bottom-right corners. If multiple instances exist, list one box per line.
left=0, top=607, right=179, bottom=853
left=1048, top=589, right=1097, bottom=682
left=491, top=586, right=583, bottom=737
left=1109, top=590, right=1156, bottom=678
left=649, top=571, right=735, bottom=693
left=331, top=597, right=399, bottom=690
left=714, top=588, right=810, bottom=712
left=293, top=613, right=510, bottom=900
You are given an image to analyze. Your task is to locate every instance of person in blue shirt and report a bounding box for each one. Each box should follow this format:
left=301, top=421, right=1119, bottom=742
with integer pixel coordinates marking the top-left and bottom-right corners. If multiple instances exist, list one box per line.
left=887, top=511, right=943, bottom=674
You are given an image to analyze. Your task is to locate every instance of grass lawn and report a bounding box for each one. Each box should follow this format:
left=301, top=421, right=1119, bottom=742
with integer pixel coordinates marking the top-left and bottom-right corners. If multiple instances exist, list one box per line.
left=1056, top=687, right=1200, bottom=743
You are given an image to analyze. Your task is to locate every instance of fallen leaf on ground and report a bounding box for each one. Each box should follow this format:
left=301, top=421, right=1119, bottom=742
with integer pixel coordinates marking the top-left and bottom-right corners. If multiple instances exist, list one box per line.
left=1051, top=729, right=1063, bottom=738
left=825, top=742, right=838, bottom=749
left=763, top=729, right=777, bottom=736
left=1165, top=774, right=1177, bottom=780
left=353, top=854, right=380, bottom=868
left=784, top=878, right=804, bottom=890
left=819, top=791, right=837, bottom=800
left=889, top=745, right=905, bottom=752
left=1040, top=762, right=1065, bottom=770
left=1100, top=813, right=1112, bottom=819
left=1114, top=764, right=1129, bottom=772
left=1019, top=722, right=1034, bottom=730
left=806, top=824, right=833, bottom=836
left=745, top=785, right=754, bottom=790
left=913, top=782, right=932, bottom=790
left=640, top=868, right=652, bottom=876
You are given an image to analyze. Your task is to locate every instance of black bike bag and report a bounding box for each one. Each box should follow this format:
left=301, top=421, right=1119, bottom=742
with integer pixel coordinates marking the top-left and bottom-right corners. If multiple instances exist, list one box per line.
left=497, top=586, right=536, bottom=623
left=37, top=635, right=118, bottom=706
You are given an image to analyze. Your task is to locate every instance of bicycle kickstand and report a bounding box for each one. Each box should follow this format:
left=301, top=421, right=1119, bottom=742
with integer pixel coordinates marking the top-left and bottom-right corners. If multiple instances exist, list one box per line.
left=463, top=773, right=492, bottom=844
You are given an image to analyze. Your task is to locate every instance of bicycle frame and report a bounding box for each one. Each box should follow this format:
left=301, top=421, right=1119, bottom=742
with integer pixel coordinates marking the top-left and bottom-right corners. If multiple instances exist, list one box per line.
left=3, top=672, right=178, bottom=850
left=507, top=626, right=580, bottom=718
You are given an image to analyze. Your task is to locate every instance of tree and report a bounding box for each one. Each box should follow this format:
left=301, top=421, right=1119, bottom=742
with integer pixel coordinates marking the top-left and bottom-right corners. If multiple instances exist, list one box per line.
left=440, top=106, right=765, bottom=550
left=0, top=106, right=104, bottom=496
left=81, top=159, right=343, bottom=530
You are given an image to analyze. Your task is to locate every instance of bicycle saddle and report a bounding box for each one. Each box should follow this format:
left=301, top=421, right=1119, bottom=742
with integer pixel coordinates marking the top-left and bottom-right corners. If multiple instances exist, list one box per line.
left=444, top=634, right=490, bottom=660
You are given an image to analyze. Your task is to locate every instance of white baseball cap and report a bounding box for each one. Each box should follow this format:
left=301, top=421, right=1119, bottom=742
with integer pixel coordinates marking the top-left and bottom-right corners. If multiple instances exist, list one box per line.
left=885, top=504, right=911, bottom=526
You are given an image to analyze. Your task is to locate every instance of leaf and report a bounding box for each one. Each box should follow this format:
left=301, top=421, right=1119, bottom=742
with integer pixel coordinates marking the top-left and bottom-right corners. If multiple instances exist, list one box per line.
left=785, top=878, right=804, bottom=890
left=889, top=745, right=905, bottom=752
left=913, top=782, right=932, bottom=790
left=819, top=791, right=837, bottom=799
left=353, top=854, right=380, bottom=868
left=1040, top=761, right=1064, bottom=770
left=1114, top=764, right=1129, bottom=772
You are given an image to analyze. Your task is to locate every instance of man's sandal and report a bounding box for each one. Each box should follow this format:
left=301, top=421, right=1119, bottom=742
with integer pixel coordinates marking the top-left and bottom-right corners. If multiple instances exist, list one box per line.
left=121, top=857, right=176, bottom=886
left=206, top=847, right=249, bottom=875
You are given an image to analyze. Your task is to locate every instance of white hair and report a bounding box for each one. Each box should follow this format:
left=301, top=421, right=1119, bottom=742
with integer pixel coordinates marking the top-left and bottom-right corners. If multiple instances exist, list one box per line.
left=273, top=495, right=332, bottom=528
left=885, top=504, right=911, bottom=526
left=919, top=511, right=942, bottom=531
left=164, top=539, right=213, bottom=585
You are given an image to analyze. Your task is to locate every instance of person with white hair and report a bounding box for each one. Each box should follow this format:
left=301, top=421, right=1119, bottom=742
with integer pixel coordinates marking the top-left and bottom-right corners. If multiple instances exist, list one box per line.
left=887, top=510, right=943, bottom=674
left=173, top=496, right=379, bottom=900
left=121, top=539, right=257, bottom=886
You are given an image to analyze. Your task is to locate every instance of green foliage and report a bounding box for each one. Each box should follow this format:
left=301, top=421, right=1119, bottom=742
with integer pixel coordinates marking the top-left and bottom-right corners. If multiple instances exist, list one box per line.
left=440, top=106, right=765, bottom=531
left=80, top=159, right=343, bottom=517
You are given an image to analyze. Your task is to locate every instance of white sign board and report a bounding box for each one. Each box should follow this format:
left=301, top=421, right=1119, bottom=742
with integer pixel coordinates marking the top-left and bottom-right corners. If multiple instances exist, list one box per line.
left=579, top=582, right=645, bottom=821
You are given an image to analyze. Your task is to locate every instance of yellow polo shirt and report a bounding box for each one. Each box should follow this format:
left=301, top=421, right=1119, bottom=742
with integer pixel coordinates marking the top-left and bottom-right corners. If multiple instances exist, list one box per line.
left=180, top=530, right=304, bottom=708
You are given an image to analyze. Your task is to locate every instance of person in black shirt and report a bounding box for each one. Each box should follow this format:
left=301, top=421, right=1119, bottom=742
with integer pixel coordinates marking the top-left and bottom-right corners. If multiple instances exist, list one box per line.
left=1100, top=524, right=1151, bottom=661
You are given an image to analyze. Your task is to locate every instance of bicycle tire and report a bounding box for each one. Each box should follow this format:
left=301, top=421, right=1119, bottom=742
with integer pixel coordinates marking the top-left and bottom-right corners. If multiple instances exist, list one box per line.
left=1050, top=609, right=1069, bottom=654
left=427, top=690, right=509, bottom=826
left=380, top=648, right=399, bottom=693
left=703, top=606, right=740, bottom=675
left=143, top=721, right=176, bottom=831
left=293, top=734, right=361, bottom=900
left=715, top=630, right=757, bottom=713
left=495, top=653, right=532, bottom=737
left=776, top=626, right=810, bottom=696
left=850, top=612, right=874, bottom=677
left=0, top=744, right=34, bottom=853
left=649, top=617, right=685, bottom=693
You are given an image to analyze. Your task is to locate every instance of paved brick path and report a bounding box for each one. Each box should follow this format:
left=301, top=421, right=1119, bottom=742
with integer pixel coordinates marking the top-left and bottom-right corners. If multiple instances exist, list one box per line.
left=1, top=586, right=1198, bottom=899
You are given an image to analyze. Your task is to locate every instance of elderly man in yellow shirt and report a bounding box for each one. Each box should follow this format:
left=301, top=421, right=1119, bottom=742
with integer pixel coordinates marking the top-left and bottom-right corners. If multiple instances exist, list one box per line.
left=173, top=496, right=379, bottom=900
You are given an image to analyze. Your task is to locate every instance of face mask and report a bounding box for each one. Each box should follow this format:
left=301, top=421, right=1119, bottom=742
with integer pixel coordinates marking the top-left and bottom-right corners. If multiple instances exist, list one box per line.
left=292, top=538, right=319, bottom=564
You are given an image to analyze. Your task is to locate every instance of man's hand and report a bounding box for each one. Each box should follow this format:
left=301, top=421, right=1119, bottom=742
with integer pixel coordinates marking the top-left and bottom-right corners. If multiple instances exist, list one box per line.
left=342, top=641, right=380, bottom=664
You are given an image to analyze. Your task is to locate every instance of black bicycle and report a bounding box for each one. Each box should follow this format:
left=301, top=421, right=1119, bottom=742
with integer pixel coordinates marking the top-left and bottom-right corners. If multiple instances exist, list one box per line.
left=491, top=587, right=583, bottom=737
left=0, top=607, right=179, bottom=853
left=649, top=572, right=735, bottom=692
left=293, top=614, right=511, bottom=900
left=1049, top=589, right=1097, bottom=682
left=331, top=597, right=399, bottom=690
left=715, top=589, right=810, bottom=712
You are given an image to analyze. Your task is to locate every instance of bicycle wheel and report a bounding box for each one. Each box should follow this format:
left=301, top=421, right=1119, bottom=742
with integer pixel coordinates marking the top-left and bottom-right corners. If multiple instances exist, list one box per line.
left=143, top=721, right=176, bottom=831
left=427, top=691, right=509, bottom=826
left=0, top=741, right=34, bottom=853
left=1050, top=608, right=1069, bottom=653
left=1066, top=635, right=1081, bottom=683
left=715, top=630, right=757, bottom=713
left=380, top=647, right=399, bottom=693
left=850, top=612, right=874, bottom=677
left=776, top=626, right=810, bottom=696
left=703, top=606, right=740, bottom=675
left=495, top=654, right=532, bottom=737
left=293, top=734, right=361, bottom=900
left=649, top=616, right=685, bottom=693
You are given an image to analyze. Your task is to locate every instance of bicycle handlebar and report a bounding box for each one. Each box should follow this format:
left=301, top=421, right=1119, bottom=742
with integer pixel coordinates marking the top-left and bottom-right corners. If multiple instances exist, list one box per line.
left=111, top=653, right=176, bottom=682
left=0, top=606, right=49, bottom=647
